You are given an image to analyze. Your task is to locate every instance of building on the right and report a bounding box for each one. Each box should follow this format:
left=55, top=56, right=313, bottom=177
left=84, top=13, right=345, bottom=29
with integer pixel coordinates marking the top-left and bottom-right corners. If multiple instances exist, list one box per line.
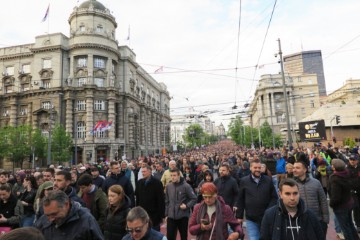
left=284, top=50, right=327, bottom=97
left=296, top=79, right=360, bottom=147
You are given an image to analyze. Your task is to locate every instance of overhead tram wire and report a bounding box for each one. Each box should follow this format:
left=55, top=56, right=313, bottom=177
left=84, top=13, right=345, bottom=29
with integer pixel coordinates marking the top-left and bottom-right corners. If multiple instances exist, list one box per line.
left=246, top=0, right=278, bottom=102
left=324, top=32, right=360, bottom=60
left=234, top=0, right=242, bottom=109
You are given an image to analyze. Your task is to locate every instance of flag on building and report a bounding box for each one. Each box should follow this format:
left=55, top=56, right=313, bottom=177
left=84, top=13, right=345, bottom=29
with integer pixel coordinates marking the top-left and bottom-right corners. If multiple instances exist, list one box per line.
left=89, top=120, right=113, bottom=135
left=154, top=66, right=163, bottom=74
left=42, top=4, right=50, bottom=22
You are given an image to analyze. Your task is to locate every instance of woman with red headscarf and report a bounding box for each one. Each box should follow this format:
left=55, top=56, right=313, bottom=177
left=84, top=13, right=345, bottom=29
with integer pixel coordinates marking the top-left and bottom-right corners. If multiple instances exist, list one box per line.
left=189, top=182, right=243, bottom=240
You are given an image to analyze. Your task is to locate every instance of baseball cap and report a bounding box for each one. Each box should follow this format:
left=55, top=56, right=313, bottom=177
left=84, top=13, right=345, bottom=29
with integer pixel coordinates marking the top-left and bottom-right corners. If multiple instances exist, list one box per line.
left=349, top=154, right=359, bottom=161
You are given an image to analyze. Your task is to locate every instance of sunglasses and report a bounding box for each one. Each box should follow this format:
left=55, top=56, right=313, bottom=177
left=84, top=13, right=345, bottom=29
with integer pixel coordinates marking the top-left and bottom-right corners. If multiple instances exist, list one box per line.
left=126, top=223, right=146, bottom=234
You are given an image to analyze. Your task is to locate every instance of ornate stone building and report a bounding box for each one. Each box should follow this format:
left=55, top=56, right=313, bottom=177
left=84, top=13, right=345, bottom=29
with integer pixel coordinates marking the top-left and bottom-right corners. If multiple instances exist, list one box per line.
left=248, top=73, right=320, bottom=143
left=0, top=0, right=171, bottom=166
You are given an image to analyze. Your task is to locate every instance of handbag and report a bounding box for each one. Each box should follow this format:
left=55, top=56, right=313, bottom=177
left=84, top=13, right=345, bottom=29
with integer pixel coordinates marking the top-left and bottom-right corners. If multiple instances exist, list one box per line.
left=0, top=226, right=12, bottom=234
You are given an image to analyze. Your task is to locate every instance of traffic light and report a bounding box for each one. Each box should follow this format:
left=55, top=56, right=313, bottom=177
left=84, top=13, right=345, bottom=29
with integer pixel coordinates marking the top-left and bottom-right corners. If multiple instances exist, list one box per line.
left=335, top=115, right=341, bottom=125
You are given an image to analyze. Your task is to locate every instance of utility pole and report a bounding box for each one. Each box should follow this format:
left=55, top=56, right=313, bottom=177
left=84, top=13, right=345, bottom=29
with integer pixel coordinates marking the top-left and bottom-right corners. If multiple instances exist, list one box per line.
left=278, top=38, right=292, bottom=148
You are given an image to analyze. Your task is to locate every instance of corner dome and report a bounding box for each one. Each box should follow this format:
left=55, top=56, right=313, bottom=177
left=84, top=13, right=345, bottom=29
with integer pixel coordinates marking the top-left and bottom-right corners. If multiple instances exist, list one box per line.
left=79, top=0, right=106, bottom=11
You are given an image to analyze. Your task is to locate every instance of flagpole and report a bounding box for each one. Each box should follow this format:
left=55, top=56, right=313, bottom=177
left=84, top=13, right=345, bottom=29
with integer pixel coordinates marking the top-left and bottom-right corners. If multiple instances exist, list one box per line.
left=47, top=5, right=50, bottom=37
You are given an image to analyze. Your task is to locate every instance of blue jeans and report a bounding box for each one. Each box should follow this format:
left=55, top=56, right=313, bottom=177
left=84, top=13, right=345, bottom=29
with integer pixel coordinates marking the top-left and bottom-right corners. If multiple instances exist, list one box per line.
left=21, top=214, right=35, bottom=227
left=333, top=208, right=359, bottom=240
left=246, top=219, right=260, bottom=240
left=334, top=215, right=342, bottom=233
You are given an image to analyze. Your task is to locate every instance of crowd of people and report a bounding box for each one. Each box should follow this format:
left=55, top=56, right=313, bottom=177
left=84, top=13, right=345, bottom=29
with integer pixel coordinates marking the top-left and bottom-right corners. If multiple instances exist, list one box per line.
left=0, top=139, right=358, bottom=240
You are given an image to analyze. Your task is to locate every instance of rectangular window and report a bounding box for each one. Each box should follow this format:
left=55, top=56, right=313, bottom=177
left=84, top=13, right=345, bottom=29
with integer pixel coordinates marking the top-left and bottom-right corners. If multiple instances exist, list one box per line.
left=2, top=108, right=9, bottom=117
left=22, top=64, right=31, bottom=74
left=94, top=58, right=105, bottom=68
left=20, top=107, right=28, bottom=116
left=5, top=66, right=14, bottom=76
left=80, top=25, right=85, bottom=32
left=96, top=25, right=103, bottom=33
left=78, top=78, right=87, bottom=87
left=95, top=131, right=105, bottom=138
left=43, top=59, right=51, bottom=69
left=77, top=100, right=86, bottom=111
left=5, top=86, right=13, bottom=93
left=309, top=91, right=314, bottom=97
left=298, top=77, right=302, bottom=82
left=42, top=80, right=50, bottom=89
left=308, top=79, right=313, bottom=84
left=77, top=122, right=86, bottom=139
left=94, top=78, right=104, bottom=87
left=21, top=84, right=30, bottom=92
left=112, top=62, right=115, bottom=73
left=77, top=57, right=87, bottom=67
left=301, top=107, right=306, bottom=114
left=94, top=100, right=105, bottom=110
left=310, top=100, right=315, bottom=108
left=42, top=101, right=52, bottom=109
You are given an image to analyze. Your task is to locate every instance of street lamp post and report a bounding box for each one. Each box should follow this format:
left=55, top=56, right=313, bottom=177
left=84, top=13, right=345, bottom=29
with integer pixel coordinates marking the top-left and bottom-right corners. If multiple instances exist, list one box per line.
left=74, top=108, right=78, bottom=166
left=47, top=105, right=54, bottom=166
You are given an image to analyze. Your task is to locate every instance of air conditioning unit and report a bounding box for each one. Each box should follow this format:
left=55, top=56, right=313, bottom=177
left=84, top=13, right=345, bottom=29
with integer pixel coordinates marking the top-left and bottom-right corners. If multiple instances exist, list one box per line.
left=2, top=72, right=8, bottom=76
left=34, top=81, right=38, bottom=85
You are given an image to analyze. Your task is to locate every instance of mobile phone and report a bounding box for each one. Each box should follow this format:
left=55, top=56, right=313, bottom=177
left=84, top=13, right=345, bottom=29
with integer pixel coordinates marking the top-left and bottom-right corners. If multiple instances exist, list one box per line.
left=201, top=219, right=210, bottom=225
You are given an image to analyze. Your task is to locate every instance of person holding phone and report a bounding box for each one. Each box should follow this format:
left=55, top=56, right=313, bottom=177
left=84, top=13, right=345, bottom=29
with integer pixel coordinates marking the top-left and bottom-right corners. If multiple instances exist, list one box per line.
left=189, top=182, right=243, bottom=240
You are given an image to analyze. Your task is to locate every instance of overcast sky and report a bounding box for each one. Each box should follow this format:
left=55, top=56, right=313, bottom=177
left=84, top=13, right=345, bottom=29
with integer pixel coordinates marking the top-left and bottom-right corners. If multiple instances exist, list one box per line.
left=1, top=0, right=360, bottom=128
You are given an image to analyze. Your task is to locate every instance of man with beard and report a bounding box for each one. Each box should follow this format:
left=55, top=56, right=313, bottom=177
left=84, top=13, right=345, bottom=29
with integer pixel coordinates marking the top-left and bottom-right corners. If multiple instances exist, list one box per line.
left=53, top=171, right=85, bottom=207
left=35, top=190, right=104, bottom=240
left=213, top=164, right=239, bottom=211
left=237, top=160, right=278, bottom=240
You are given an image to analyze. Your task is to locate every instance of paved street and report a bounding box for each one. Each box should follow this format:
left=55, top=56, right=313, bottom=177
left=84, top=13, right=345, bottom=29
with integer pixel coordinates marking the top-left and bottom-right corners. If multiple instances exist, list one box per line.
left=160, top=203, right=360, bottom=239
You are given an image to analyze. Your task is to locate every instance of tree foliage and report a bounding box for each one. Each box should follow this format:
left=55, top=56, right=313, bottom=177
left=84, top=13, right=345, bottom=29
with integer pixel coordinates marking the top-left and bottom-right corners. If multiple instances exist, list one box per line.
left=184, top=124, right=205, bottom=148
left=51, top=124, right=73, bottom=164
left=227, top=117, right=283, bottom=148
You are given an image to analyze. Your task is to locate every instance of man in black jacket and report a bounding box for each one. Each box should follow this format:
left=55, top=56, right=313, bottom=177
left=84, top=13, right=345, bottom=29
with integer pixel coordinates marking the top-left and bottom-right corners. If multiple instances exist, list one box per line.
left=135, top=164, right=165, bottom=231
left=214, top=164, right=239, bottom=211
left=260, top=178, right=324, bottom=240
left=237, top=160, right=278, bottom=240
left=35, top=190, right=104, bottom=240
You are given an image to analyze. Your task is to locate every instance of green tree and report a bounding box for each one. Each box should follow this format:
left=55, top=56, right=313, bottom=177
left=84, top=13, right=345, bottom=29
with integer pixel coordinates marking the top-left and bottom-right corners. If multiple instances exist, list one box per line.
left=5, top=125, right=32, bottom=169
left=343, top=137, right=356, bottom=148
left=258, top=121, right=282, bottom=148
left=32, top=128, right=47, bottom=164
left=227, top=116, right=243, bottom=145
left=51, top=124, right=73, bottom=164
left=185, top=124, right=205, bottom=148
left=0, top=127, right=10, bottom=161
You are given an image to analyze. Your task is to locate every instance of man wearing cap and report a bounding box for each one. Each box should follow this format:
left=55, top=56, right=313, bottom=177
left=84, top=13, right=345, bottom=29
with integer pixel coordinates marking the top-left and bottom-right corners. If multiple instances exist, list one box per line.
left=347, top=154, right=360, bottom=232
left=91, top=166, right=105, bottom=188
left=293, top=159, right=329, bottom=238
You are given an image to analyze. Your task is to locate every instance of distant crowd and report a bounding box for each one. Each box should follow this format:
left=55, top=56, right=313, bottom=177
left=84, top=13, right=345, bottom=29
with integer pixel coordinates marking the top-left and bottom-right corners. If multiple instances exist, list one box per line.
left=0, top=140, right=359, bottom=240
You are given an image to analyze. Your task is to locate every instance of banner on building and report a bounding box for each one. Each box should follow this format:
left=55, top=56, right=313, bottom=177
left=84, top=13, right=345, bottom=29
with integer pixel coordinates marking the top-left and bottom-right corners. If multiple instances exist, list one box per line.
left=298, top=120, right=327, bottom=142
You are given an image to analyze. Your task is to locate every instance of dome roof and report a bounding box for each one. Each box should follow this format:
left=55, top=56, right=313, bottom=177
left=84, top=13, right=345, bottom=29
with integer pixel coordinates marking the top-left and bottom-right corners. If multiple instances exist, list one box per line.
left=79, top=0, right=106, bottom=11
